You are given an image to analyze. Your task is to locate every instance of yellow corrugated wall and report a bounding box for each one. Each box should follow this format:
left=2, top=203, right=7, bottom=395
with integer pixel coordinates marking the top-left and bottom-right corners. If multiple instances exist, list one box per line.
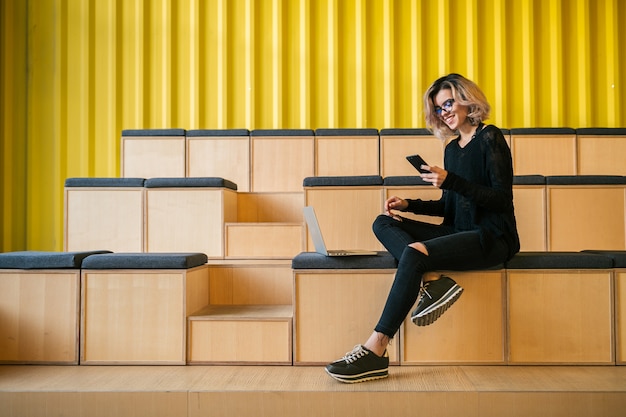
left=1, top=0, right=625, bottom=251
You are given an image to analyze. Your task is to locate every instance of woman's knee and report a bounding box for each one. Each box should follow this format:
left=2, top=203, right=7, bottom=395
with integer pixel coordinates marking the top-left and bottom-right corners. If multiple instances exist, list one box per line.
left=409, top=241, right=429, bottom=256
left=372, top=214, right=395, bottom=235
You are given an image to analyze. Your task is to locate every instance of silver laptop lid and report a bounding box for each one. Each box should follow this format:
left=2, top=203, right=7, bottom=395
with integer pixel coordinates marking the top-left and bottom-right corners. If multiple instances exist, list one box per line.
left=303, top=206, right=329, bottom=255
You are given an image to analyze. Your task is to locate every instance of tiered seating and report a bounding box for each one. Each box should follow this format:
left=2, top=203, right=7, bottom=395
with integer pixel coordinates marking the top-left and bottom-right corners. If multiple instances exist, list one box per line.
left=54, top=127, right=626, bottom=367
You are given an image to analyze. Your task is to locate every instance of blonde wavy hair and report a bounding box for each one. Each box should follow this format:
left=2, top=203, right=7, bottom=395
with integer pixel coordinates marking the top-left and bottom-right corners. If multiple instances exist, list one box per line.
left=423, top=73, right=491, bottom=140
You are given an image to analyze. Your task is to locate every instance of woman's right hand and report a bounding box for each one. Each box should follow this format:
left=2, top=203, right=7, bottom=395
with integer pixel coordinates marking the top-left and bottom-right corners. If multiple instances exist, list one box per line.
left=385, top=196, right=408, bottom=216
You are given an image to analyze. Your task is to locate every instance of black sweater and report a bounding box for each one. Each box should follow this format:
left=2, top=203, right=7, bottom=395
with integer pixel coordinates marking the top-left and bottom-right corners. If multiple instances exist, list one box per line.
left=406, top=124, right=520, bottom=260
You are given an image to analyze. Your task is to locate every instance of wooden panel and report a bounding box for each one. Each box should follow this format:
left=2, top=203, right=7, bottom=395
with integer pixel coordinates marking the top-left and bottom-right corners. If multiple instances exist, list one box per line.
left=402, top=271, right=506, bottom=364
left=0, top=392, right=188, bottom=417
left=510, top=134, right=576, bottom=175
left=121, top=137, right=186, bottom=178
left=547, top=185, right=625, bottom=251
left=145, top=188, right=237, bottom=258
left=250, top=136, right=314, bottom=192
left=305, top=187, right=384, bottom=251
left=380, top=135, right=444, bottom=177
left=315, top=136, right=379, bottom=176
left=508, top=270, right=614, bottom=364
left=577, top=135, right=626, bottom=175
left=617, top=270, right=626, bottom=365
left=64, top=188, right=144, bottom=252
left=294, top=270, right=398, bottom=364
left=236, top=192, right=304, bottom=222
left=80, top=266, right=209, bottom=364
left=384, top=186, right=444, bottom=225
left=187, top=136, right=250, bottom=192
left=0, top=270, right=80, bottom=364
left=512, top=185, right=547, bottom=251
left=208, top=264, right=292, bottom=305
left=185, top=267, right=210, bottom=316
left=225, top=223, right=303, bottom=259
left=187, top=305, right=292, bottom=364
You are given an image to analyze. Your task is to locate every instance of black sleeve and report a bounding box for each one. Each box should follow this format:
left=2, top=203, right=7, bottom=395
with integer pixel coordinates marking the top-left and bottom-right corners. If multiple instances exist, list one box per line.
left=405, top=192, right=446, bottom=216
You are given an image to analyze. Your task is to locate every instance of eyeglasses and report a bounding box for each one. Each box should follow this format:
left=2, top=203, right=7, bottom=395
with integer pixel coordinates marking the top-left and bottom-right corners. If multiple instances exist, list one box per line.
left=434, top=98, right=455, bottom=117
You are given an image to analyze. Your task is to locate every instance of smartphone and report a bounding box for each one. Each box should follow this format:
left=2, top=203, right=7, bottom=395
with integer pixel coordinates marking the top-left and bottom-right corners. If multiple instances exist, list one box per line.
left=406, top=154, right=430, bottom=174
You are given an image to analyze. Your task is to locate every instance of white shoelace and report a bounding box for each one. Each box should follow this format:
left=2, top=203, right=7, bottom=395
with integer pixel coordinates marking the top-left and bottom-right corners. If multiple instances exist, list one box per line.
left=342, top=345, right=369, bottom=364
left=419, top=281, right=433, bottom=300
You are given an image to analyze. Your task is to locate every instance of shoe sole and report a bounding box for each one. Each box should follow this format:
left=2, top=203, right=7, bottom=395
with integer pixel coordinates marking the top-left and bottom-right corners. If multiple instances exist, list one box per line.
left=411, top=284, right=463, bottom=326
left=325, top=368, right=388, bottom=383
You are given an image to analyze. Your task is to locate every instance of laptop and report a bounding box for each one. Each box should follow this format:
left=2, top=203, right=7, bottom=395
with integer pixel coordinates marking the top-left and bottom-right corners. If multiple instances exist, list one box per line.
left=303, top=206, right=377, bottom=256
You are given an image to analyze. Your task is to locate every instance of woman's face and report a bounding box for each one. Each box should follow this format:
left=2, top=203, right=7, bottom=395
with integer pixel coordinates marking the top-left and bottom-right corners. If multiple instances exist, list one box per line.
left=434, top=88, right=469, bottom=131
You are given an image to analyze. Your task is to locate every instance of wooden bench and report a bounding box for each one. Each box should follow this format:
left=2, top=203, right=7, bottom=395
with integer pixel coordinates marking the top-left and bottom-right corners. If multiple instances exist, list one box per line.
left=291, top=251, right=398, bottom=365
left=144, top=177, right=238, bottom=258
left=64, top=177, right=146, bottom=252
left=79, top=252, right=209, bottom=365
left=546, top=175, right=626, bottom=251
left=0, top=250, right=110, bottom=364
left=292, top=250, right=624, bottom=365
left=121, top=128, right=186, bottom=178
left=304, top=175, right=385, bottom=252
left=506, top=251, right=614, bottom=364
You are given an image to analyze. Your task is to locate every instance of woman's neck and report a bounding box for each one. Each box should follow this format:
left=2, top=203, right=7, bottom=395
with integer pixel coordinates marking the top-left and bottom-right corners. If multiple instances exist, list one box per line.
left=458, top=123, right=480, bottom=147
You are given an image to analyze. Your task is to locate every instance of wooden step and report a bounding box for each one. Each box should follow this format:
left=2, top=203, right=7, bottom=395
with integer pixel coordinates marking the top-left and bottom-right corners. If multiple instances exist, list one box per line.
left=187, top=305, right=292, bottom=365
left=224, top=222, right=304, bottom=259
left=206, top=260, right=293, bottom=305
left=1, top=365, right=625, bottom=417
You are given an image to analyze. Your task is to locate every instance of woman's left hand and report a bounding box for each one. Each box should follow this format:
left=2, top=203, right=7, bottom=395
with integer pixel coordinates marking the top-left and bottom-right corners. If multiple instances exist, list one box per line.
left=421, top=165, right=447, bottom=188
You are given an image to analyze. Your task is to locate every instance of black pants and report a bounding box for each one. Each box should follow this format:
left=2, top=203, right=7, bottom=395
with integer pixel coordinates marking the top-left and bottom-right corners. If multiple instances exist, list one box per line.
left=371, top=214, right=509, bottom=338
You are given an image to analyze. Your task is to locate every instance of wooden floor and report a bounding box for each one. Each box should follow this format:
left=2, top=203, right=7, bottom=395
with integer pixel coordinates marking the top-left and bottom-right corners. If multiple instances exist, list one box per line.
left=1, top=365, right=626, bottom=416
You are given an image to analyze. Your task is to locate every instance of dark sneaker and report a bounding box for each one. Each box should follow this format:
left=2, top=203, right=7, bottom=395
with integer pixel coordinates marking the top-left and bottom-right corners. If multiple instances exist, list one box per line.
left=325, top=345, right=389, bottom=383
left=411, top=275, right=463, bottom=326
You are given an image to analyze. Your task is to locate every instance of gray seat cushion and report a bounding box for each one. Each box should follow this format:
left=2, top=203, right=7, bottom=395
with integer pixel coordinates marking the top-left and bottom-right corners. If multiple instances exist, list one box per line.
left=0, top=250, right=112, bottom=269
left=379, top=128, right=432, bottom=136
left=81, top=252, right=208, bottom=269
left=122, top=129, right=186, bottom=136
left=383, top=176, right=430, bottom=186
left=186, top=129, right=249, bottom=137
left=582, top=250, right=626, bottom=268
left=576, top=128, right=626, bottom=135
left=303, top=175, right=383, bottom=187
left=250, top=129, right=314, bottom=136
left=65, top=178, right=145, bottom=187
left=510, top=128, right=576, bottom=135
left=546, top=175, right=625, bottom=185
left=144, top=177, right=237, bottom=190
left=315, top=128, right=379, bottom=136
left=505, top=252, right=613, bottom=269
left=513, top=175, right=546, bottom=185
left=292, top=251, right=397, bottom=269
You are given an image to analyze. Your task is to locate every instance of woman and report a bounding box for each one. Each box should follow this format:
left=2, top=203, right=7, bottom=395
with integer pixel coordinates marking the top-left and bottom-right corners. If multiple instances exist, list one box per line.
left=326, top=73, right=520, bottom=383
